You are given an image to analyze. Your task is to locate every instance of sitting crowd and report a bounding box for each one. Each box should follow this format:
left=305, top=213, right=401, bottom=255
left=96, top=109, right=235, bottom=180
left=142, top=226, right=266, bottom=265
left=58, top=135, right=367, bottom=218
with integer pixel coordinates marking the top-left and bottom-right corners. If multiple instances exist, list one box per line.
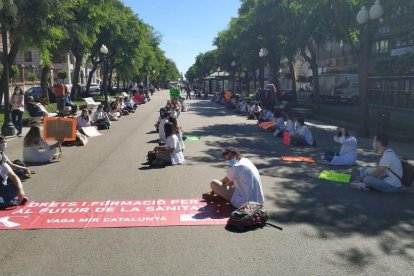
left=203, top=97, right=408, bottom=211
left=148, top=98, right=187, bottom=167
left=0, top=89, right=150, bottom=209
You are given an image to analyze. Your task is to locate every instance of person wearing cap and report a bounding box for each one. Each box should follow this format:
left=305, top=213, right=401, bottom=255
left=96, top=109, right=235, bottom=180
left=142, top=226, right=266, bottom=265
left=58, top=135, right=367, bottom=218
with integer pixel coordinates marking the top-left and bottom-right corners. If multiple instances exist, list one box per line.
left=204, top=148, right=264, bottom=208
left=0, top=137, right=28, bottom=209
left=63, top=88, right=78, bottom=115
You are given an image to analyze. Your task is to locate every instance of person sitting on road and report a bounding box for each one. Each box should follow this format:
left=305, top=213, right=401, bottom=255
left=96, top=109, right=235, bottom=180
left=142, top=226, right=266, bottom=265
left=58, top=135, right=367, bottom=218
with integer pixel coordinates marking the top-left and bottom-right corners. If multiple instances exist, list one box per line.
left=169, top=117, right=185, bottom=152
left=92, top=105, right=111, bottom=130
left=271, top=110, right=286, bottom=137
left=0, top=144, right=28, bottom=209
left=322, top=128, right=357, bottom=166
left=285, top=112, right=296, bottom=135
left=203, top=147, right=264, bottom=208
left=77, top=108, right=92, bottom=131
left=122, top=97, right=135, bottom=113
left=258, top=107, right=273, bottom=123
left=248, top=103, right=262, bottom=120
left=290, top=117, right=314, bottom=146
left=23, top=125, right=63, bottom=163
left=0, top=136, right=33, bottom=180
left=164, top=123, right=184, bottom=165
left=350, top=133, right=403, bottom=193
left=26, top=96, right=47, bottom=118
left=158, top=112, right=170, bottom=144
left=108, top=101, right=121, bottom=121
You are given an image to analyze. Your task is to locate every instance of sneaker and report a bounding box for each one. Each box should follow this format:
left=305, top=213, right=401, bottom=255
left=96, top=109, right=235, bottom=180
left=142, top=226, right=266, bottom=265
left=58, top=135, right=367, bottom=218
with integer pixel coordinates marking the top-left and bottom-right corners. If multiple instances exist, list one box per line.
left=350, top=182, right=370, bottom=191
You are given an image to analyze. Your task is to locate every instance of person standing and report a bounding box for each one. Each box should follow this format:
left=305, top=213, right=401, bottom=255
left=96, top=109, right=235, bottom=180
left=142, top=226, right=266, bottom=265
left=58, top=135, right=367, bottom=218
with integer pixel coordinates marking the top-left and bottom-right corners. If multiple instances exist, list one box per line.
left=10, top=86, right=25, bottom=137
left=205, top=148, right=264, bottom=208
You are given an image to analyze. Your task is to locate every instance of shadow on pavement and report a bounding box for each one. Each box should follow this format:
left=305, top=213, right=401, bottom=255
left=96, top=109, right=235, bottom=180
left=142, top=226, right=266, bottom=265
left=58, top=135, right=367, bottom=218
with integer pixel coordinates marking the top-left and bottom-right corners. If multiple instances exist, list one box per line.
left=183, top=105, right=414, bottom=267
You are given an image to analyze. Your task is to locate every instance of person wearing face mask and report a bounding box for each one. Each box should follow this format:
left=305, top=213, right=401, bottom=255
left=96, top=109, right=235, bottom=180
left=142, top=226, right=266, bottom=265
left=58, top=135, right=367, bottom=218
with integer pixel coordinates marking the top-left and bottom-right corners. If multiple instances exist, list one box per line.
left=0, top=136, right=32, bottom=179
left=204, top=147, right=264, bottom=208
left=10, top=86, right=25, bottom=137
left=321, top=127, right=357, bottom=165
left=0, top=137, right=28, bottom=209
left=290, top=117, right=314, bottom=146
left=350, top=133, right=403, bottom=192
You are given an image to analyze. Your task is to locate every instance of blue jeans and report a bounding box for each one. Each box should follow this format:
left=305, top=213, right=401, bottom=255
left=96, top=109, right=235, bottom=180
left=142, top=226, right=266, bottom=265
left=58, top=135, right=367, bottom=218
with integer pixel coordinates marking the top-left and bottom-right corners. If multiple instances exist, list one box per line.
left=11, top=110, right=23, bottom=134
left=360, top=168, right=403, bottom=193
left=0, top=183, right=19, bottom=207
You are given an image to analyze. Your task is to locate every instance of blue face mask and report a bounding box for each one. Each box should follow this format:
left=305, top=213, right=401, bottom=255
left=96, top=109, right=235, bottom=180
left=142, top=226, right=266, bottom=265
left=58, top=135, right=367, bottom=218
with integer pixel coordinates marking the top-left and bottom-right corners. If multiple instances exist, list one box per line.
left=227, top=158, right=238, bottom=167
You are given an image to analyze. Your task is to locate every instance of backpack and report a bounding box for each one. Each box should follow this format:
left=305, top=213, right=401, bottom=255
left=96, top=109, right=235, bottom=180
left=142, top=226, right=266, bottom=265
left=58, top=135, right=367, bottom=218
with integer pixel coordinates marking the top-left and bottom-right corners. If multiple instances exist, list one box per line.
left=226, top=202, right=269, bottom=232
left=400, top=159, right=414, bottom=187
left=386, top=155, right=414, bottom=187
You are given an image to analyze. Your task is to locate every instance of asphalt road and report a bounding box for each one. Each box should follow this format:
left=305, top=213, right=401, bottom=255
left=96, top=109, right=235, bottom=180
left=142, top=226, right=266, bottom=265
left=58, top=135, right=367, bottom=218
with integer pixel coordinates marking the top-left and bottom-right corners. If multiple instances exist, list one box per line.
left=1, top=91, right=413, bottom=275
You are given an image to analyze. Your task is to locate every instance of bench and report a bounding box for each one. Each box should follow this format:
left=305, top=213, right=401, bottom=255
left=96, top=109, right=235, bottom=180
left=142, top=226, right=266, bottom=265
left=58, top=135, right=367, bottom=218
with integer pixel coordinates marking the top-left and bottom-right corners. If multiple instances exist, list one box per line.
left=83, top=97, right=101, bottom=109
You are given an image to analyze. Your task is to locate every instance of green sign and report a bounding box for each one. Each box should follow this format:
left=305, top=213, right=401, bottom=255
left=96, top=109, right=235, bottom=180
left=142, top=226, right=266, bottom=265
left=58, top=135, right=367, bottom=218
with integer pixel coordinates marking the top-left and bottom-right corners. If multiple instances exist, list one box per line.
left=170, top=88, right=180, bottom=98
left=319, top=170, right=352, bottom=183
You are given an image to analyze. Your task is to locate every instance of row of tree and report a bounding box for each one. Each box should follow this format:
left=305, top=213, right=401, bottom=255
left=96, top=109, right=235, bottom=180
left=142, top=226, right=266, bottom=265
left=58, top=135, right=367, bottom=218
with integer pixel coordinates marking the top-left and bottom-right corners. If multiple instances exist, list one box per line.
left=186, top=0, right=413, bottom=105
left=0, top=0, right=180, bottom=105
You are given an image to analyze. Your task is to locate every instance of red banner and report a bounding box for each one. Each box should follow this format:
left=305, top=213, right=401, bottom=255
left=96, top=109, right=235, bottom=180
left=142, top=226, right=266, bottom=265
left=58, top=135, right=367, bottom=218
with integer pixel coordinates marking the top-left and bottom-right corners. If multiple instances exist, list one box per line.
left=0, top=198, right=232, bottom=230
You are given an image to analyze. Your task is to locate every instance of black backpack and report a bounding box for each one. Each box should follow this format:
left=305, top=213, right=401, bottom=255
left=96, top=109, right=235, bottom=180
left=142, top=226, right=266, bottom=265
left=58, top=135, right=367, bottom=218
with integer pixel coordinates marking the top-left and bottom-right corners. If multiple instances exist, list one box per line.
left=226, top=202, right=282, bottom=232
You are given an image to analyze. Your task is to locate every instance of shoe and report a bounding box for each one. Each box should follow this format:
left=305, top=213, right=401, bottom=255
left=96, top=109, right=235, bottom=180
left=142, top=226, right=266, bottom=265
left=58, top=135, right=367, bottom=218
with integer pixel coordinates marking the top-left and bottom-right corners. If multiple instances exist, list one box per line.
left=318, top=160, right=330, bottom=165
left=202, top=191, right=224, bottom=202
left=350, top=182, right=370, bottom=191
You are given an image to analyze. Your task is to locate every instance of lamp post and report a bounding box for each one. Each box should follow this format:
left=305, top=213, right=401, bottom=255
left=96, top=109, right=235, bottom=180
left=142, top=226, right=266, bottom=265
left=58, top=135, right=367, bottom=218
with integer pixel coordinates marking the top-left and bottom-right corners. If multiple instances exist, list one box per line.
left=259, top=48, right=268, bottom=90
left=217, top=67, right=221, bottom=93
left=231, top=61, right=236, bottom=96
left=1, top=0, right=18, bottom=136
left=356, top=0, right=383, bottom=137
left=100, top=44, right=109, bottom=105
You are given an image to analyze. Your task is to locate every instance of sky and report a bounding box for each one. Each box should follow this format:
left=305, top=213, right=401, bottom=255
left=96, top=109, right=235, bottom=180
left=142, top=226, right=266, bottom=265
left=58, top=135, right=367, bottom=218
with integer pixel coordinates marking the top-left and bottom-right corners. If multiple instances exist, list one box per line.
left=123, top=0, right=241, bottom=76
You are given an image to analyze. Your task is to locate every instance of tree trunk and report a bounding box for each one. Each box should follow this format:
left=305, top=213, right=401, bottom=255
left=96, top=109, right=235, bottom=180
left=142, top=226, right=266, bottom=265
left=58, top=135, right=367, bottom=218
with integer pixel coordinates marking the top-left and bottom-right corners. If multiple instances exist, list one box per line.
left=289, top=59, right=297, bottom=93
left=40, top=66, right=50, bottom=104
left=86, top=63, right=98, bottom=95
left=71, top=51, right=82, bottom=99
left=252, top=68, right=257, bottom=92
left=108, top=65, right=114, bottom=95
left=0, top=37, right=22, bottom=107
left=302, top=47, right=320, bottom=108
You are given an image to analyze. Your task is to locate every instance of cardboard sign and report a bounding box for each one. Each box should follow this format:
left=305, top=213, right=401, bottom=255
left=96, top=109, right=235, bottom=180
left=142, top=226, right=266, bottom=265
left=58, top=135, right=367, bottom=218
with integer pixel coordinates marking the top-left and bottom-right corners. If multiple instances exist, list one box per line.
left=170, top=88, right=180, bottom=98
left=259, top=121, right=276, bottom=130
left=281, top=156, right=315, bottom=163
left=0, top=198, right=232, bottom=230
left=43, top=117, right=76, bottom=141
left=185, top=136, right=201, bottom=141
left=81, top=126, right=102, bottom=137
left=319, top=170, right=352, bottom=183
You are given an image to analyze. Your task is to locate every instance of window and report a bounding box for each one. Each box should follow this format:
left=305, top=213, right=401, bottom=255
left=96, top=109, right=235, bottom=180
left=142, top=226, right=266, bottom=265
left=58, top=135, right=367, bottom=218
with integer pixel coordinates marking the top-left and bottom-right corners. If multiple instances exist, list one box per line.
left=373, top=40, right=389, bottom=54
left=24, top=51, right=32, bottom=62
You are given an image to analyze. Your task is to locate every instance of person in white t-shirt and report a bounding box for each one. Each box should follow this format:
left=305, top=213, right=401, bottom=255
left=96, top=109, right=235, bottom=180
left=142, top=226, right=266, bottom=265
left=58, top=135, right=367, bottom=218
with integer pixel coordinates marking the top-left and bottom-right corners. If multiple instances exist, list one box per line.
left=350, top=133, right=403, bottom=193
left=0, top=138, right=28, bottom=209
left=158, top=112, right=170, bottom=144
left=291, top=117, right=314, bottom=146
left=204, top=148, right=264, bottom=208
left=322, top=128, right=357, bottom=166
left=164, top=123, right=184, bottom=165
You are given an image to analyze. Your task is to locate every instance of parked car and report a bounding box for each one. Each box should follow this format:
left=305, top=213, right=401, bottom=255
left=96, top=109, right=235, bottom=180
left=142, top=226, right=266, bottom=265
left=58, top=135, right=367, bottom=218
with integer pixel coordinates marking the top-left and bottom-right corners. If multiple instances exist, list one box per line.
left=24, top=86, right=56, bottom=103
left=89, top=83, right=100, bottom=93
left=279, top=89, right=297, bottom=103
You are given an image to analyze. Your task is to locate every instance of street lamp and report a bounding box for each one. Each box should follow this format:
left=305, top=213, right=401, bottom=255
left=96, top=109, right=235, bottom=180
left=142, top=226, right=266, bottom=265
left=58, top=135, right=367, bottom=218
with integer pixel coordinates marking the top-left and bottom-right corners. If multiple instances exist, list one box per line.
left=231, top=61, right=236, bottom=96
left=1, top=0, right=18, bottom=136
left=100, top=44, right=109, bottom=105
left=356, top=0, right=383, bottom=137
left=259, top=48, right=268, bottom=90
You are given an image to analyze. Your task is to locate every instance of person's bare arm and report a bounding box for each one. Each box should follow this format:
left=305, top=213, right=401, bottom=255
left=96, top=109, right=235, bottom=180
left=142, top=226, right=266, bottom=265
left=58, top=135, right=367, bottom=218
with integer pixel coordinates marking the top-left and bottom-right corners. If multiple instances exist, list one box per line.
left=5, top=160, right=31, bottom=175
left=366, top=166, right=386, bottom=177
